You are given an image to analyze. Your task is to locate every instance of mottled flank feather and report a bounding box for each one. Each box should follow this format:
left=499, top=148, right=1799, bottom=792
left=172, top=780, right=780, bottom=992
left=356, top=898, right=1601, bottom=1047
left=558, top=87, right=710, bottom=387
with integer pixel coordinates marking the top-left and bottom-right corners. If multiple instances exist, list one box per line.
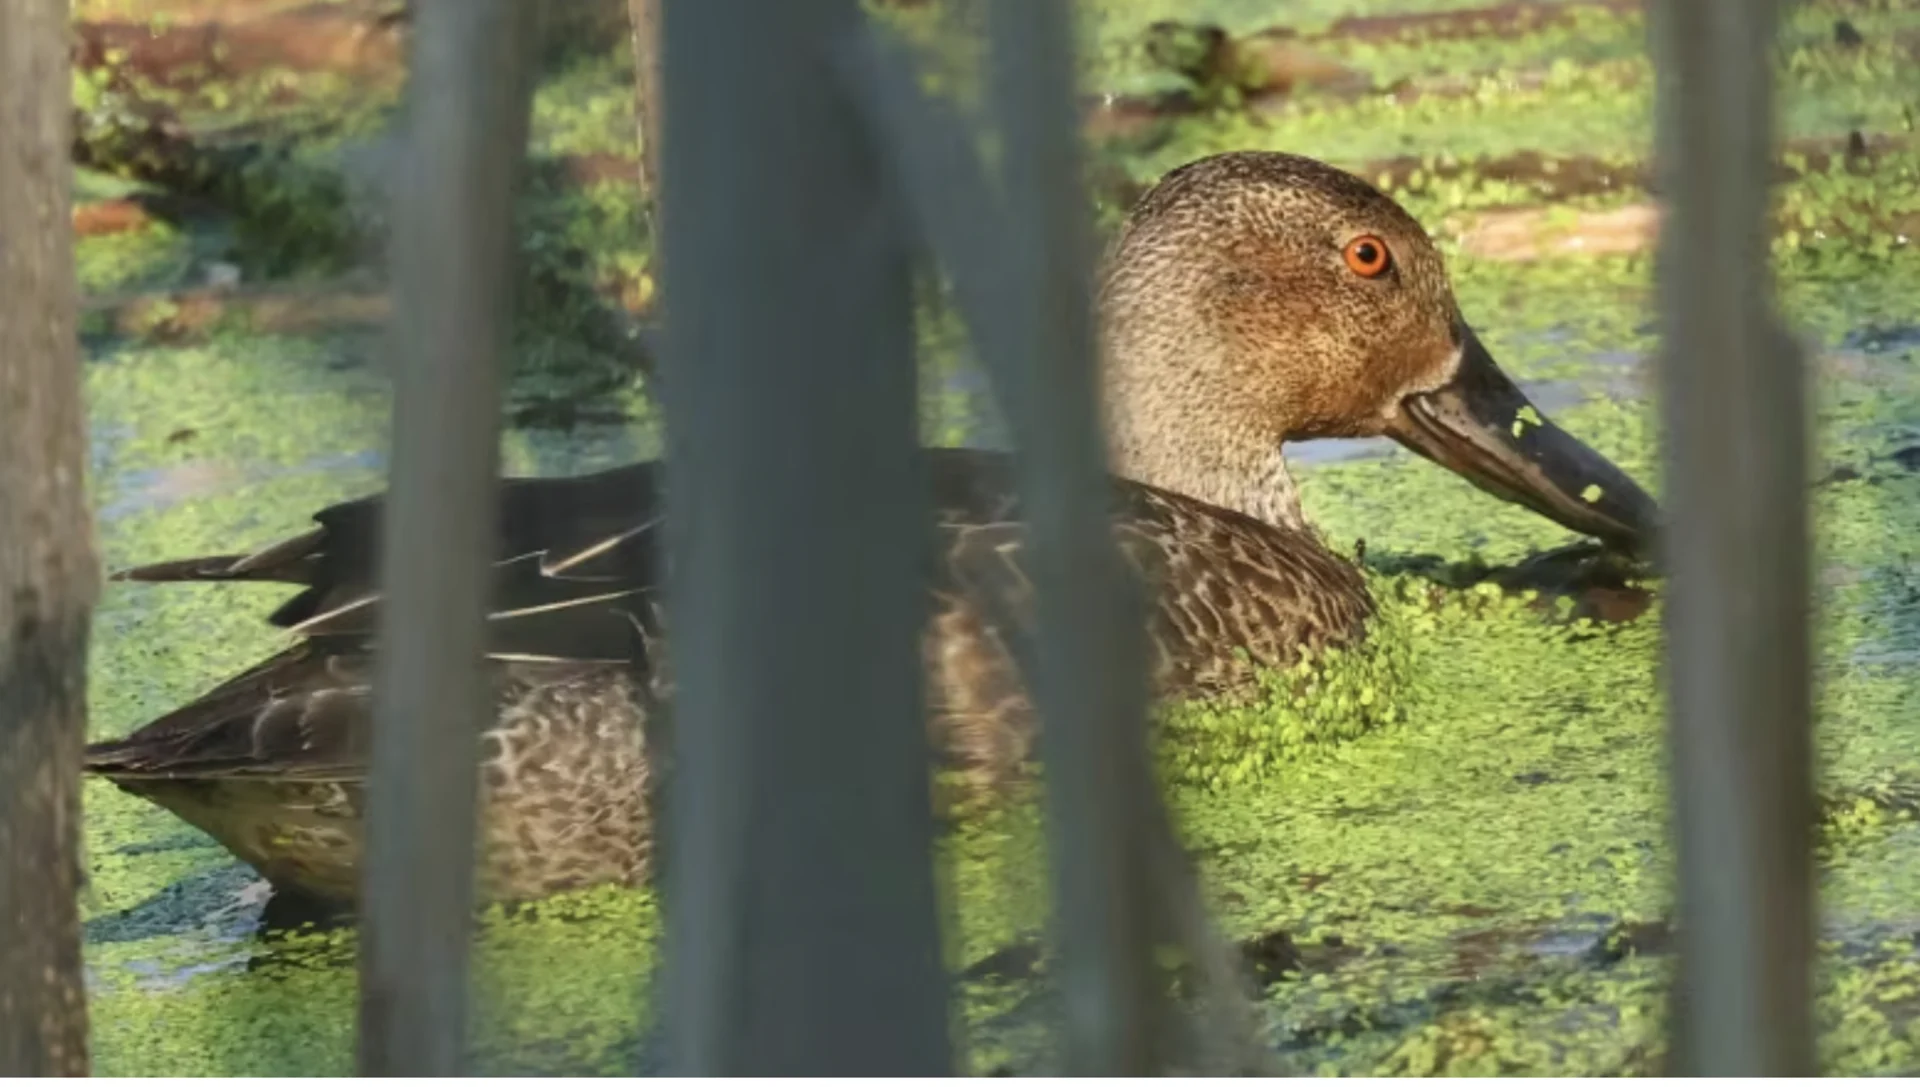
left=87, top=646, right=658, bottom=903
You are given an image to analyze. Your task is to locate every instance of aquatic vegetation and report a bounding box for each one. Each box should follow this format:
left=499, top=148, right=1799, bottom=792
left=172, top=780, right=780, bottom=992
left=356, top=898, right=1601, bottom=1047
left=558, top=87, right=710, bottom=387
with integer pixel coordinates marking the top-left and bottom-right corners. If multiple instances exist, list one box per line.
left=1156, top=574, right=1428, bottom=789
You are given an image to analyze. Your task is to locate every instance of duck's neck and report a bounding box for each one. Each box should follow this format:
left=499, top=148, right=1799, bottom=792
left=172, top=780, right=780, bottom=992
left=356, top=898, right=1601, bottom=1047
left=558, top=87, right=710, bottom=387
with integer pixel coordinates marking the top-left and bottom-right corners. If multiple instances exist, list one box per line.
left=1096, top=282, right=1313, bottom=535
left=1231, top=447, right=1311, bottom=533
left=1107, top=424, right=1311, bottom=535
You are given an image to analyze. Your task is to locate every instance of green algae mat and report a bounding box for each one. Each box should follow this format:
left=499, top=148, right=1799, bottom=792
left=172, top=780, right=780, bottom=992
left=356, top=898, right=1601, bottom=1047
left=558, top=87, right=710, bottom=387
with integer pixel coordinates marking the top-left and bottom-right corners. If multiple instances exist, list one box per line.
left=72, top=0, right=1920, bottom=1074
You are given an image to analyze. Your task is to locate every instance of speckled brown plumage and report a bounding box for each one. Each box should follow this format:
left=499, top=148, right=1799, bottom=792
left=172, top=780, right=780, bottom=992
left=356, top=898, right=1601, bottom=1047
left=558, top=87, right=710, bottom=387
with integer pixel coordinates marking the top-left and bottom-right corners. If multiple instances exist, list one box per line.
left=87, top=152, right=1655, bottom=909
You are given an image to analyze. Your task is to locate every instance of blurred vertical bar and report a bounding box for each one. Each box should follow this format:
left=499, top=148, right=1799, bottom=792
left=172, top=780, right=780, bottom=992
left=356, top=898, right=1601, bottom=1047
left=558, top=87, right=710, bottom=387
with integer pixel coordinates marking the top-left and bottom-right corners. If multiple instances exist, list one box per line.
left=1648, top=0, right=1815, bottom=1075
left=656, top=0, right=950, bottom=1075
left=355, top=0, right=536, bottom=1075
left=624, top=0, right=662, bottom=219
left=985, top=0, right=1165, bottom=1074
left=0, top=0, right=96, bottom=1074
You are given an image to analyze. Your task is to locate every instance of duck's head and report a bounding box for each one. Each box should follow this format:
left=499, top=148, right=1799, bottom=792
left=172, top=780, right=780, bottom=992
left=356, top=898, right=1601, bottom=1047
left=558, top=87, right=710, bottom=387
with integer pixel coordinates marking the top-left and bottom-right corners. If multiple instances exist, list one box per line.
left=1100, top=151, right=1657, bottom=555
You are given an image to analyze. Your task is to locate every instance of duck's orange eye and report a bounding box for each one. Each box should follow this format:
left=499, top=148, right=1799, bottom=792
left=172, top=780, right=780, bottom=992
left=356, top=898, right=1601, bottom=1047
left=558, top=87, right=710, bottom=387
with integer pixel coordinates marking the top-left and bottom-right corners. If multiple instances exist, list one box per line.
left=1343, top=235, right=1392, bottom=278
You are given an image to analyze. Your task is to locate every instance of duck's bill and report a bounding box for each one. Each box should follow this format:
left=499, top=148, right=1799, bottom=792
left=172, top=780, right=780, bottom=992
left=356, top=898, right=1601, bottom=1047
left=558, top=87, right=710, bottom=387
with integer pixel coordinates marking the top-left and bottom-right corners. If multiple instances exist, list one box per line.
left=1385, top=327, right=1660, bottom=557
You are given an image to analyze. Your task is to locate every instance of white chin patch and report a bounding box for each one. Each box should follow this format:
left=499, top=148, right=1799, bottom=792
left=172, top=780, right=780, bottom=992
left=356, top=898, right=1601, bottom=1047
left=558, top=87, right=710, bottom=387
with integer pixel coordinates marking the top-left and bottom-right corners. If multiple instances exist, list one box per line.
left=1405, top=343, right=1465, bottom=400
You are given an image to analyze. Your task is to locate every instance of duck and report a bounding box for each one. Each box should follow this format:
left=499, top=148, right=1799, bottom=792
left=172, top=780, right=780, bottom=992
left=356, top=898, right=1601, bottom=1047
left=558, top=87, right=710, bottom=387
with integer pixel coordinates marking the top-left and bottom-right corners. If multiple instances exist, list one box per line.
left=86, top=151, right=1658, bottom=910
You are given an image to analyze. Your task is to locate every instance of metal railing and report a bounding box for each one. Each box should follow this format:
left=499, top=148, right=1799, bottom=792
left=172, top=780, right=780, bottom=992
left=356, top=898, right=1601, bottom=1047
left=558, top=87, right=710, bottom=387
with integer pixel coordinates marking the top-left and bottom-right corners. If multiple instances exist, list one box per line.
left=0, top=0, right=1816, bottom=1074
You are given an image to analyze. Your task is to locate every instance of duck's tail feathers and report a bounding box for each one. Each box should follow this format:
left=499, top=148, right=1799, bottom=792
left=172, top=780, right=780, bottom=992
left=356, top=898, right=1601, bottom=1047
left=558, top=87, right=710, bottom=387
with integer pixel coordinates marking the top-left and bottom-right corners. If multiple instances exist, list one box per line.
left=111, top=555, right=251, bottom=583
left=110, top=529, right=326, bottom=586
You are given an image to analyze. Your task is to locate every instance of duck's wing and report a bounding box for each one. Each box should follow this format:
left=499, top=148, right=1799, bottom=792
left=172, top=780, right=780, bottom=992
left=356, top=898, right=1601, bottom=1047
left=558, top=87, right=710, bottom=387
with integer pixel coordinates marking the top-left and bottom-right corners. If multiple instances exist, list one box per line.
left=112, top=461, right=667, bottom=663
left=86, top=639, right=374, bottom=779
left=84, top=636, right=638, bottom=784
left=95, top=464, right=666, bottom=781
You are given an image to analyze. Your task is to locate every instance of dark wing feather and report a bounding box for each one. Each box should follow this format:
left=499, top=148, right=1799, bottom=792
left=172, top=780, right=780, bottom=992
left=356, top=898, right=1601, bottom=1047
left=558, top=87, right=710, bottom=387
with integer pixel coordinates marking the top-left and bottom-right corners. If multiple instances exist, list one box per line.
left=262, top=461, right=663, bottom=631
left=110, top=462, right=664, bottom=657
left=94, top=464, right=667, bottom=781
left=84, top=642, right=641, bottom=783
left=282, top=551, right=655, bottom=664
left=86, top=641, right=373, bottom=779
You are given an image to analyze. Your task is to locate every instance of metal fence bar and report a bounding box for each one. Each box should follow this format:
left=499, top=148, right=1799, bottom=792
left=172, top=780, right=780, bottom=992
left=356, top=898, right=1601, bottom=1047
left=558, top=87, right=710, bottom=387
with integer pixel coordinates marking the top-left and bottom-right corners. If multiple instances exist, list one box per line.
left=355, top=0, right=537, bottom=1074
left=0, top=0, right=97, bottom=1074
left=1648, top=0, right=1816, bottom=1074
left=983, top=0, right=1167, bottom=1073
left=655, top=0, right=951, bottom=1073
